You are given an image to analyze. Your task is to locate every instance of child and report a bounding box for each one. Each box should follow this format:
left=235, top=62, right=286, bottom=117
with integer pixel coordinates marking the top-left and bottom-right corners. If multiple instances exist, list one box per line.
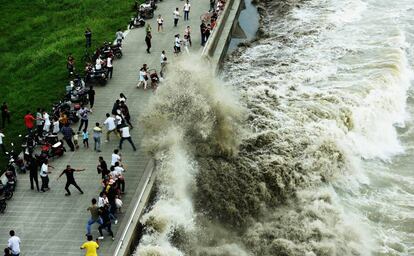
left=93, top=122, right=102, bottom=152
left=82, top=128, right=89, bottom=148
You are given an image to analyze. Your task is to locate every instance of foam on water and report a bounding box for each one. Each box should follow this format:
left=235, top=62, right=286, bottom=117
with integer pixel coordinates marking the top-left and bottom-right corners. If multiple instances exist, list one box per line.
left=134, top=0, right=414, bottom=255
left=134, top=58, right=245, bottom=255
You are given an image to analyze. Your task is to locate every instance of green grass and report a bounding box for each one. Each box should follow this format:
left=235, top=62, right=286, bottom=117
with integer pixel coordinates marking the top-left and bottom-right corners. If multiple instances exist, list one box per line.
left=0, top=0, right=138, bottom=170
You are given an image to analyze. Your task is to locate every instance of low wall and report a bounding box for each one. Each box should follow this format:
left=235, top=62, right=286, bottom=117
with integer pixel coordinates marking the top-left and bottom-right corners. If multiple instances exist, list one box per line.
left=112, top=159, right=157, bottom=256
left=201, top=0, right=244, bottom=73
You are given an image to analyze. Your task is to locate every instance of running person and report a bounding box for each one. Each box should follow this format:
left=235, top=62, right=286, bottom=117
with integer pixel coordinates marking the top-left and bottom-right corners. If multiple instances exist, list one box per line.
left=80, top=234, right=99, bottom=256
left=98, top=205, right=115, bottom=240
left=137, top=66, right=148, bottom=89
left=57, top=165, right=85, bottom=196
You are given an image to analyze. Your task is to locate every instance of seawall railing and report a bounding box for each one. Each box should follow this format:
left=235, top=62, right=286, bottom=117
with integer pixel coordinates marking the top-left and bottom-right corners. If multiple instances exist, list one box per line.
left=201, top=0, right=244, bottom=73
left=113, top=159, right=156, bottom=256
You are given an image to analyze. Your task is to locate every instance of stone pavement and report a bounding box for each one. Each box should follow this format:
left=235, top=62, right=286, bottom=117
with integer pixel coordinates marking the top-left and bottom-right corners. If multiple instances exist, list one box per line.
left=0, top=0, right=209, bottom=255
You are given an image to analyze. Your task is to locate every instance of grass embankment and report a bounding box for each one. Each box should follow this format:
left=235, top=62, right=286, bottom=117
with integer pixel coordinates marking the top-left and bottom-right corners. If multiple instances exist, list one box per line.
left=0, top=0, right=136, bottom=170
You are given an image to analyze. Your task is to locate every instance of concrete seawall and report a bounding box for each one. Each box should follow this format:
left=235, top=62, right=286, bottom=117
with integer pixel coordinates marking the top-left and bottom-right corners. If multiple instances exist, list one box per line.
left=113, top=159, right=156, bottom=256
left=202, top=0, right=244, bottom=73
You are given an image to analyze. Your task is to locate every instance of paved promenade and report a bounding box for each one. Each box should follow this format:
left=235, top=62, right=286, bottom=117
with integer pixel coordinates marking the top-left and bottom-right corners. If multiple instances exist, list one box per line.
left=0, top=0, right=208, bottom=255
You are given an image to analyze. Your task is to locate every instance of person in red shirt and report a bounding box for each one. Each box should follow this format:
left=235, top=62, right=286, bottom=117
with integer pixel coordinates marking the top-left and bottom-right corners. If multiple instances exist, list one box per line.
left=24, top=111, right=35, bottom=134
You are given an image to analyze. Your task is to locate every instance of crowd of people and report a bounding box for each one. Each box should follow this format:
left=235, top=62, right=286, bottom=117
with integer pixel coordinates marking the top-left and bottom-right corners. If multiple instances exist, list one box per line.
left=2, top=20, right=136, bottom=256
left=3, top=90, right=136, bottom=254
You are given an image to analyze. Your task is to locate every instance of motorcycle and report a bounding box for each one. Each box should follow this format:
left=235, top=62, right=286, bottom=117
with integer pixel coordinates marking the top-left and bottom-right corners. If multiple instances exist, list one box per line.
left=146, top=0, right=157, bottom=10
left=129, top=16, right=146, bottom=29
left=138, top=4, right=154, bottom=19
left=85, top=68, right=108, bottom=86
left=111, top=43, right=123, bottom=59
left=0, top=180, right=13, bottom=200
left=70, top=87, right=89, bottom=105
left=4, top=169, right=17, bottom=193
left=5, top=142, right=25, bottom=174
left=53, top=100, right=79, bottom=124
left=0, top=197, right=6, bottom=213
left=99, top=44, right=113, bottom=59
left=41, top=140, right=66, bottom=159
left=66, top=78, right=89, bottom=105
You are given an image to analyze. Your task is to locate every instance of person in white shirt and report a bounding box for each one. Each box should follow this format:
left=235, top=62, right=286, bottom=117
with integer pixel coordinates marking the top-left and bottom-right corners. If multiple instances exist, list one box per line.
left=111, top=149, right=122, bottom=166
left=52, top=117, right=60, bottom=134
left=183, top=1, right=191, bottom=21
left=107, top=56, right=113, bottom=79
left=40, top=159, right=54, bottom=192
left=115, top=29, right=124, bottom=44
left=104, top=113, right=118, bottom=142
left=137, top=67, right=148, bottom=89
left=174, top=34, right=182, bottom=55
left=98, top=192, right=106, bottom=207
left=112, top=162, right=126, bottom=193
left=157, top=14, right=164, bottom=32
left=114, top=165, right=125, bottom=176
left=42, top=110, right=51, bottom=133
left=0, top=129, right=5, bottom=153
left=8, top=230, right=21, bottom=256
left=110, top=162, right=124, bottom=180
left=95, top=56, right=103, bottom=70
left=173, top=7, right=180, bottom=27
left=115, top=109, right=124, bottom=127
left=119, top=125, right=136, bottom=151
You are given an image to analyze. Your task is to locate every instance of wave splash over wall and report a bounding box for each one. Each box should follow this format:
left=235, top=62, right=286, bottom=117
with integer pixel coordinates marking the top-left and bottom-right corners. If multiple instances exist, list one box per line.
left=134, top=57, right=368, bottom=256
left=135, top=58, right=245, bottom=256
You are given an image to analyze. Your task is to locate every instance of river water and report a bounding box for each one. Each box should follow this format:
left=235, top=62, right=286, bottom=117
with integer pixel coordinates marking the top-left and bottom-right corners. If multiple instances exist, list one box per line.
left=135, top=0, right=414, bottom=255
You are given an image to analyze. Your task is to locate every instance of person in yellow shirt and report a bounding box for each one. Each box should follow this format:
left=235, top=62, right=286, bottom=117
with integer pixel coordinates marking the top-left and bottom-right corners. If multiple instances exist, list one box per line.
left=80, top=234, right=99, bottom=256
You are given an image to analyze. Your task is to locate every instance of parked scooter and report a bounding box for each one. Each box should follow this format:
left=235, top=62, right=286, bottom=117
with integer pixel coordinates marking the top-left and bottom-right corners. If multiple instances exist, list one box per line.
left=5, top=142, right=25, bottom=174
left=129, top=16, right=146, bottom=29
left=0, top=180, right=13, bottom=200
left=41, top=140, right=66, bottom=159
left=4, top=169, right=17, bottom=193
left=66, top=78, right=89, bottom=105
left=138, top=4, right=155, bottom=19
left=111, top=43, right=123, bottom=59
left=52, top=100, right=79, bottom=124
left=0, top=197, right=6, bottom=213
left=85, top=69, right=108, bottom=86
